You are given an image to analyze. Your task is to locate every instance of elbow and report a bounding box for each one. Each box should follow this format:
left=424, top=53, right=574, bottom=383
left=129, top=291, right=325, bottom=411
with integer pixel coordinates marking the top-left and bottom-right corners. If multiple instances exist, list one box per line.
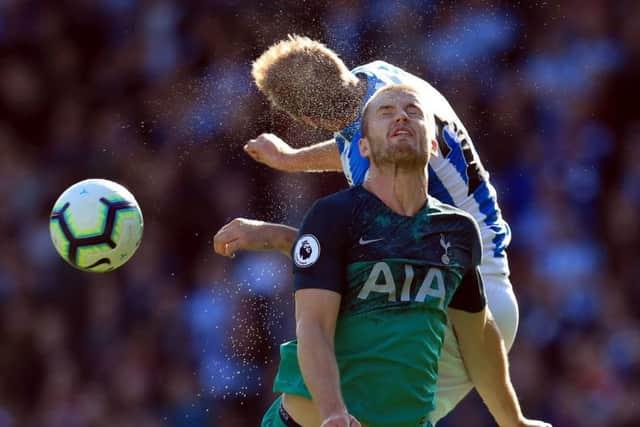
left=296, top=318, right=319, bottom=342
left=296, top=319, right=333, bottom=351
left=485, top=315, right=507, bottom=348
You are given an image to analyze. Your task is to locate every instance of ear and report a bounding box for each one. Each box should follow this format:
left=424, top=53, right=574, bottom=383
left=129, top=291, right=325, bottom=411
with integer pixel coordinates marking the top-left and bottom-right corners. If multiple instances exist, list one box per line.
left=429, top=139, right=439, bottom=157
left=359, top=137, right=371, bottom=159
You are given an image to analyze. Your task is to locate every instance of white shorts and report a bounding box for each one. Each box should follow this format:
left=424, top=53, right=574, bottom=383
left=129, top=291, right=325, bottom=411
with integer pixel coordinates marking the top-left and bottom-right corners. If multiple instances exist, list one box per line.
left=429, top=273, right=519, bottom=425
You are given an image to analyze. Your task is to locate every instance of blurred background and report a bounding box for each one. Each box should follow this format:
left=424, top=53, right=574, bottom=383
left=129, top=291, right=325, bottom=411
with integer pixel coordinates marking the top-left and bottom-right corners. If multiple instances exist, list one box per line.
left=1, top=0, right=639, bottom=426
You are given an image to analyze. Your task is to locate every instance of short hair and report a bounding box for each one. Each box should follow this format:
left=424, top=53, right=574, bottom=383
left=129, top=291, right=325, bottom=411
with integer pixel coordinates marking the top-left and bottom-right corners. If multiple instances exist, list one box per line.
left=361, top=84, right=434, bottom=139
left=252, top=35, right=359, bottom=120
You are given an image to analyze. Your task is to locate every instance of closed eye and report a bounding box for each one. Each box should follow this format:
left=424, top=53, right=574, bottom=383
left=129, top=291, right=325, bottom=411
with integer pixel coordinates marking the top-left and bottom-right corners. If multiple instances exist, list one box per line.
left=377, top=106, right=395, bottom=116
left=406, top=105, right=423, bottom=117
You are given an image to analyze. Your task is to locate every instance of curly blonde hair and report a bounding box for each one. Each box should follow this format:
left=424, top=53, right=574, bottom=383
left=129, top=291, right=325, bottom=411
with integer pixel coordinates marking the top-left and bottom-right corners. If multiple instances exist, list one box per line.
left=252, top=35, right=359, bottom=120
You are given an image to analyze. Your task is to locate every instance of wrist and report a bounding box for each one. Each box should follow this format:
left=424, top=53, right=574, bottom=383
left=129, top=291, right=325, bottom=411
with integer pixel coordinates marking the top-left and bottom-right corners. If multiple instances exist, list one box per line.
left=266, top=224, right=297, bottom=255
left=319, top=406, right=349, bottom=423
left=271, top=146, right=296, bottom=172
left=497, top=413, right=525, bottom=427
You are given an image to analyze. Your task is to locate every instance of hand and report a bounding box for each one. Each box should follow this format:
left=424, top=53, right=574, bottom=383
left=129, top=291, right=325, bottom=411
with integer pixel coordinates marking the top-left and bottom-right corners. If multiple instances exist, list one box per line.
left=320, top=412, right=361, bottom=427
left=516, top=419, right=552, bottom=427
left=213, top=218, right=272, bottom=258
left=244, top=133, right=296, bottom=171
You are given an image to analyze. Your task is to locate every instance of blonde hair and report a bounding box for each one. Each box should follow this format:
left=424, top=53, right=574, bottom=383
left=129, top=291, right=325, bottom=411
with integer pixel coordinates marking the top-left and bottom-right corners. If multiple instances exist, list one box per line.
left=252, top=35, right=359, bottom=120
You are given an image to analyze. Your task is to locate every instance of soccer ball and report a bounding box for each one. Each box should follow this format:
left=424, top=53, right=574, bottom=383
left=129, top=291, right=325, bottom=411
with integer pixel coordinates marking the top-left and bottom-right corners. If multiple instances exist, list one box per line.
left=49, top=179, right=143, bottom=272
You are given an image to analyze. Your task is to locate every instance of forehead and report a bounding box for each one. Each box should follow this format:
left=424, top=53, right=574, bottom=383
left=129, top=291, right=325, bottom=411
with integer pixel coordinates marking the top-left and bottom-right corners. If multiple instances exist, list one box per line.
left=370, top=89, right=423, bottom=109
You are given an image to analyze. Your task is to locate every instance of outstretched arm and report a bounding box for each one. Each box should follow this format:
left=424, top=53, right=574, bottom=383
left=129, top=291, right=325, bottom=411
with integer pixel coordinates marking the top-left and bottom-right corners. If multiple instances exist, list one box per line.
left=244, top=133, right=343, bottom=172
left=449, top=306, right=551, bottom=427
left=213, top=218, right=297, bottom=258
left=296, top=289, right=361, bottom=427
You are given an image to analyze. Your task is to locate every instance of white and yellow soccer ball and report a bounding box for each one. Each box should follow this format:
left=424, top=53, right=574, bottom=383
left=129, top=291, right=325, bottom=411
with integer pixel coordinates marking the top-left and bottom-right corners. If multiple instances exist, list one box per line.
left=49, top=179, right=143, bottom=272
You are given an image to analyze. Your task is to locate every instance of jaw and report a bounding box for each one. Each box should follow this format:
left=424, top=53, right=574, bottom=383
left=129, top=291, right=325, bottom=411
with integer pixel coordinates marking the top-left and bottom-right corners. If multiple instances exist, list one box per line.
left=387, top=137, right=424, bottom=158
left=373, top=148, right=428, bottom=171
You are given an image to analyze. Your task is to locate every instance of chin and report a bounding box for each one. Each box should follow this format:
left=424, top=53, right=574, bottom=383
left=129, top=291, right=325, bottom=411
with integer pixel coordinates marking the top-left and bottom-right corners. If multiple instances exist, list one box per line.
left=393, top=141, right=421, bottom=156
left=390, top=152, right=428, bottom=168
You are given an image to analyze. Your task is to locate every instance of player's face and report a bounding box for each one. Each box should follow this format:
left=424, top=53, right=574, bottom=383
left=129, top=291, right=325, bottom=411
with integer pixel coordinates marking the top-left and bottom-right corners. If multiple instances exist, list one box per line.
left=363, top=90, right=431, bottom=169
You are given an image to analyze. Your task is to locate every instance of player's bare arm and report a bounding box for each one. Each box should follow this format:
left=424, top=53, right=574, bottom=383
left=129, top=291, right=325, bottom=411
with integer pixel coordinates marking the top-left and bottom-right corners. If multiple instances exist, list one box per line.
left=213, top=218, right=297, bottom=258
left=245, top=134, right=343, bottom=172
left=448, top=307, right=552, bottom=427
left=295, top=288, right=361, bottom=427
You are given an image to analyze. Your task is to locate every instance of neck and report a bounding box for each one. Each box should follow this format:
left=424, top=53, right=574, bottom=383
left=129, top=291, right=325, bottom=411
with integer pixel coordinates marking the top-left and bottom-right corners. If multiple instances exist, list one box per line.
left=363, top=164, right=428, bottom=216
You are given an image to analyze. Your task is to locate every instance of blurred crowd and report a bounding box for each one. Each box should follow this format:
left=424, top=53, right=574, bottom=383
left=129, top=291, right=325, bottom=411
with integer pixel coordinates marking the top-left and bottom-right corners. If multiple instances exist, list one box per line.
left=1, top=0, right=639, bottom=426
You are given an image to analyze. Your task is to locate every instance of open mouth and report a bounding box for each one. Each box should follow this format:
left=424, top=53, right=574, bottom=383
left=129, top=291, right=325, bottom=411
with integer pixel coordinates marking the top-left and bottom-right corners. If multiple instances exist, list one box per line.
left=390, top=127, right=414, bottom=137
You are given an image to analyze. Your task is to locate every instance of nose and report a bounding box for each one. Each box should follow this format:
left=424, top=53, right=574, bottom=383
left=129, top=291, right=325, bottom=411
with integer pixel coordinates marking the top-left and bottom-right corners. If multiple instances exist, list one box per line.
left=395, top=110, right=409, bottom=122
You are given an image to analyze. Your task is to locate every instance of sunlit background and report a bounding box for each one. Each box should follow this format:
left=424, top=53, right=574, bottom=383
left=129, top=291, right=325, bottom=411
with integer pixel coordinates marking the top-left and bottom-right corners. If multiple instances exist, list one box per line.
left=1, top=1, right=639, bottom=426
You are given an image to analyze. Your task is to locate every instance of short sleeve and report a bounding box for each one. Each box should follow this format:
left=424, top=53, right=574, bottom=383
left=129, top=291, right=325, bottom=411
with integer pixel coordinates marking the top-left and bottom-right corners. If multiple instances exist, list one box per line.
left=292, top=195, right=352, bottom=294
left=448, top=215, right=486, bottom=312
left=468, top=216, right=482, bottom=268
left=449, top=267, right=486, bottom=312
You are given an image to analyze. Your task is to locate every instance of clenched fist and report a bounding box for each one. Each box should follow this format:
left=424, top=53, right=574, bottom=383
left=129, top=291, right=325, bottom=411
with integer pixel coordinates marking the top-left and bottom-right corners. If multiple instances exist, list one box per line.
left=213, top=218, right=297, bottom=258
left=244, top=133, right=296, bottom=171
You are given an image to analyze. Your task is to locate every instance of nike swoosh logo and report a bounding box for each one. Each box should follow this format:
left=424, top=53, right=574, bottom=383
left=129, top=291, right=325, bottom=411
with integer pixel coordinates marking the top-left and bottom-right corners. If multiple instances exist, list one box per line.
left=359, top=237, right=384, bottom=245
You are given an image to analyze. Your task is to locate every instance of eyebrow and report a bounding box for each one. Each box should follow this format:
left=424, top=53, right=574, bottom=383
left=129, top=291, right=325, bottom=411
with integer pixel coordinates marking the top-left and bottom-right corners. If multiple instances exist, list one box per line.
left=376, top=103, right=423, bottom=112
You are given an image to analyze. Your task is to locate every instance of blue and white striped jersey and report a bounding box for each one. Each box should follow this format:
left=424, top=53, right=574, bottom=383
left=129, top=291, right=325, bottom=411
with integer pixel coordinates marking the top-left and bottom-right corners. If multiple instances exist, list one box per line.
left=334, top=61, right=511, bottom=276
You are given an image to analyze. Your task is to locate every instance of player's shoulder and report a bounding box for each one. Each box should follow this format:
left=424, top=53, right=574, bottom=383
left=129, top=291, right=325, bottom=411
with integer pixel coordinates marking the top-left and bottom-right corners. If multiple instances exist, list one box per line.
left=352, top=60, right=407, bottom=79
left=428, top=197, right=481, bottom=236
left=429, top=198, right=483, bottom=264
left=296, top=188, right=363, bottom=263
left=428, top=196, right=468, bottom=217
left=308, top=186, right=364, bottom=215
left=352, top=60, right=392, bottom=72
